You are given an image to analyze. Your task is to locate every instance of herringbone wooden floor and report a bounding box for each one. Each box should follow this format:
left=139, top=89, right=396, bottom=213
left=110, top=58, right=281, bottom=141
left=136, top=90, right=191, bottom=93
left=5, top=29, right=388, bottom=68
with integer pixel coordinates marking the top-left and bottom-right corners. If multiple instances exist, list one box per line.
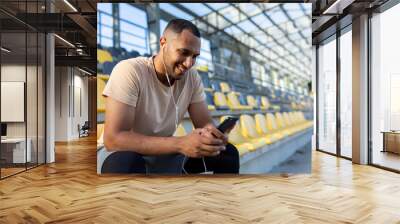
left=1, top=135, right=400, bottom=223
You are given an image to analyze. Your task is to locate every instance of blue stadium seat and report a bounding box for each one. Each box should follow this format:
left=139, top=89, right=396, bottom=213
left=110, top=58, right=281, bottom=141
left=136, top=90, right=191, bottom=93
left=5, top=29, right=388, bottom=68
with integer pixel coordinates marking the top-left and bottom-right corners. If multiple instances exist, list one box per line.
left=103, top=61, right=117, bottom=75
left=210, top=80, right=221, bottom=92
left=198, top=71, right=213, bottom=92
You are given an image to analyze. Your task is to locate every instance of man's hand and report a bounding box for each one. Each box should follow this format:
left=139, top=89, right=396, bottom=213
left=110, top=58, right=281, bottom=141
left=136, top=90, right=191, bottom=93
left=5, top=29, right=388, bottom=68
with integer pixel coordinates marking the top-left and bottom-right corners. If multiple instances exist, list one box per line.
left=177, top=128, right=226, bottom=158
left=203, top=123, right=229, bottom=145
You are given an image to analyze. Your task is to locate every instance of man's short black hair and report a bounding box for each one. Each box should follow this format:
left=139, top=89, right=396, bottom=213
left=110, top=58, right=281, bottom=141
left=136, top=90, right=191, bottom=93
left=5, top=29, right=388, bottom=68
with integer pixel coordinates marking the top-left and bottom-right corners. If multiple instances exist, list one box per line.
left=164, top=19, right=201, bottom=38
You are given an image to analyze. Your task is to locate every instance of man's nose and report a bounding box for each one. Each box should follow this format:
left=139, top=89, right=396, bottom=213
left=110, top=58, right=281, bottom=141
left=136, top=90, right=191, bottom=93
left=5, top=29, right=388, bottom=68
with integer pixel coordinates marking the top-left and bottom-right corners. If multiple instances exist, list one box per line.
left=183, top=57, right=194, bottom=68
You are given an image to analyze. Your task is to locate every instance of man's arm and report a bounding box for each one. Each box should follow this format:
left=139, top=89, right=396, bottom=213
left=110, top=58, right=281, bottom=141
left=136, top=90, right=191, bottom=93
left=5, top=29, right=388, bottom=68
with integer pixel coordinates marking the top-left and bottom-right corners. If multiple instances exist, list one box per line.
left=103, top=97, right=223, bottom=157
left=187, top=101, right=214, bottom=129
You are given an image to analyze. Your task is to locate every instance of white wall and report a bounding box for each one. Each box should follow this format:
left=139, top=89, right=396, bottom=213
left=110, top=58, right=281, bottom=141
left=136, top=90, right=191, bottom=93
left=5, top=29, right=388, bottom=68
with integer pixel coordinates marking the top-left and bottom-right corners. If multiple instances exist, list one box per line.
left=54, top=67, right=89, bottom=141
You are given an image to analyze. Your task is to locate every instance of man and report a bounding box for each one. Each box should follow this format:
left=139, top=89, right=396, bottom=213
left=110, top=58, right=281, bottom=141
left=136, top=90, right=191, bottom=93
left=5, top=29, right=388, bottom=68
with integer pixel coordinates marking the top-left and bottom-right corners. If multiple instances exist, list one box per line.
left=98, top=19, right=239, bottom=174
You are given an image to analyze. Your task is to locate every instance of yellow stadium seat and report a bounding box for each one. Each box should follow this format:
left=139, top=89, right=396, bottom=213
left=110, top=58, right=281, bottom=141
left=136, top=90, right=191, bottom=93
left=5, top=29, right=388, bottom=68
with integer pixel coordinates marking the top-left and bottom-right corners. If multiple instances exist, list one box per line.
left=98, top=74, right=110, bottom=81
left=97, top=49, right=113, bottom=64
left=290, top=112, right=308, bottom=131
left=226, top=92, right=253, bottom=110
left=213, top=92, right=230, bottom=109
left=291, top=102, right=297, bottom=110
left=246, top=95, right=259, bottom=109
left=298, top=111, right=313, bottom=129
left=265, top=113, right=286, bottom=140
left=97, top=123, right=104, bottom=141
left=283, top=112, right=302, bottom=133
left=173, top=124, right=187, bottom=137
left=289, top=112, right=303, bottom=129
left=207, top=105, right=216, bottom=110
left=260, top=96, right=270, bottom=110
left=220, top=116, right=252, bottom=156
left=275, top=112, right=297, bottom=135
left=196, top=65, right=208, bottom=72
left=97, top=78, right=107, bottom=113
left=97, top=123, right=104, bottom=148
left=220, top=82, right=231, bottom=93
left=254, top=114, right=279, bottom=143
left=240, top=115, right=270, bottom=149
left=290, top=112, right=305, bottom=130
left=204, top=87, right=214, bottom=92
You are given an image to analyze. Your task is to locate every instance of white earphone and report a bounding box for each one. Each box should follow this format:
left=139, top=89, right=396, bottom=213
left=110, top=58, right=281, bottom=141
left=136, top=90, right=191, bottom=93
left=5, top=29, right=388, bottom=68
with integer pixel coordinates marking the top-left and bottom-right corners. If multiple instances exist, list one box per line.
left=161, top=44, right=208, bottom=174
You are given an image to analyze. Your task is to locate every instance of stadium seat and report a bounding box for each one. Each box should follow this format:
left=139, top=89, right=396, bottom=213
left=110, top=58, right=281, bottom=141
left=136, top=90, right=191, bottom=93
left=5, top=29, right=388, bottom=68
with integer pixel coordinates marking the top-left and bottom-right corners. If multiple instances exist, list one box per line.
left=254, top=114, right=279, bottom=143
left=220, top=116, right=252, bottom=156
left=205, top=92, right=216, bottom=110
left=173, top=124, right=187, bottom=137
left=275, top=112, right=296, bottom=135
left=108, top=48, right=122, bottom=58
left=239, top=115, right=270, bottom=148
left=199, top=71, right=213, bottom=92
left=295, top=111, right=313, bottom=129
left=246, top=95, right=260, bottom=109
left=128, top=50, right=140, bottom=58
left=97, top=49, right=113, bottom=64
left=210, top=80, right=221, bottom=92
left=103, top=61, right=117, bottom=75
left=288, top=112, right=306, bottom=131
left=220, top=82, right=231, bottom=93
left=265, top=113, right=286, bottom=140
left=213, top=92, right=230, bottom=110
left=283, top=112, right=302, bottom=133
left=226, top=92, right=253, bottom=110
left=98, top=74, right=110, bottom=82
left=97, top=123, right=104, bottom=149
left=97, top=78, right=107, bottom=113
left=259, top=96, right=270, bottom=110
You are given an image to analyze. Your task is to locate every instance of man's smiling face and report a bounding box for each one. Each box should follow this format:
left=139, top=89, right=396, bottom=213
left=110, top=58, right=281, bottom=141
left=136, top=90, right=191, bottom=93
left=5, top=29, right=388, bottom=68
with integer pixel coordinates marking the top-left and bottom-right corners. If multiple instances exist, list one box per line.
left=161, top=29, right=201, bottom=80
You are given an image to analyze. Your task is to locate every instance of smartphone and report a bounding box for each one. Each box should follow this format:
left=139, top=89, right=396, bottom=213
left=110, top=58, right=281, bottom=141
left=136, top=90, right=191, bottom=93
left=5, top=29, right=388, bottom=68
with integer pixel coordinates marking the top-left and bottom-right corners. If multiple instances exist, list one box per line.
left=217, top=117, right=239, bottom=133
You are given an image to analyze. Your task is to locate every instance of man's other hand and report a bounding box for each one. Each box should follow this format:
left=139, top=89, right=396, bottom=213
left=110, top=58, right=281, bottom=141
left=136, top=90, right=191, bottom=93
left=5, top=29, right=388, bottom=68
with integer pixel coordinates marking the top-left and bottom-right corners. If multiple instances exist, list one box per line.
left=177, top=128, right=225, bottom=158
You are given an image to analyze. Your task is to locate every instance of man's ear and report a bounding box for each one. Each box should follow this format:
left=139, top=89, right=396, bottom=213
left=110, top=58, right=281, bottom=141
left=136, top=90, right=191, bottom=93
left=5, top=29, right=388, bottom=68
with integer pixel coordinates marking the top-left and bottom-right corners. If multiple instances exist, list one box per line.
left=160, top=36, right=166, bottom=48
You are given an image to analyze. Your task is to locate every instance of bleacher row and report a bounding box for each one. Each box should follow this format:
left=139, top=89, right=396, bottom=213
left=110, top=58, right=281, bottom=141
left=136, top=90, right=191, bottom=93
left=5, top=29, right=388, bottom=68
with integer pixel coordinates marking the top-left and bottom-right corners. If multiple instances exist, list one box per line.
left=98, top=47, right=150, bottom=75
left=97, top=73, right=274, bottom=113
left=97, top=109, right=312, bottom=157
left=174, top=111, right=312, bottom=157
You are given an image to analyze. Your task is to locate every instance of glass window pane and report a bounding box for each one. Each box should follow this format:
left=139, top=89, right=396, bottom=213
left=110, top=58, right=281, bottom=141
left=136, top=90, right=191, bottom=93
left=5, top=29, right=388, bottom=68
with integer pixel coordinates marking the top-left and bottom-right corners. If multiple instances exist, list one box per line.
left=318, top=37, right=337, bottom=154
left=27, top=32, right=38, bottom=169
left=120, top=21, right=146, bottom=38
left=119, top=3, right=147, bottom=26
left=101, top=14, right=113, bottom=27
left=371, top=4, right=400, bottom=171
left=340, top=29, right=352, bottom=158
left=101, top=37, right=113, bottom=47
left=101, top=26, right=113, bottom=38
left=1, top=31, right=27, bottom=177
left=180, top=3, right=211, bottom=16
left=120, top=32, right=146, bottom=48
left=159, top=3, right=193, bottom=21
left=98, top=3, right=112, bottom=13
left=160, top=20, right=168, bottom=33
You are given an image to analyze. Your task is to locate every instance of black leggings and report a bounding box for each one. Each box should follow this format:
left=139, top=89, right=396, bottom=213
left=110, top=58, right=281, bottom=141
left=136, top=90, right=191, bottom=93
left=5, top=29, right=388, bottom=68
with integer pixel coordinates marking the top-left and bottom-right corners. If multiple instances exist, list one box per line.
left=101, top=143, right=240, bottom=174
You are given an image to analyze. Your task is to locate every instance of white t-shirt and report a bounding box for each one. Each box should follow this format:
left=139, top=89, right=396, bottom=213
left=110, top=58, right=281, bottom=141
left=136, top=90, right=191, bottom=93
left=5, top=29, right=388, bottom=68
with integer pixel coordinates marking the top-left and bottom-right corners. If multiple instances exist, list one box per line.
left=98, top=56, right=206, bottom=173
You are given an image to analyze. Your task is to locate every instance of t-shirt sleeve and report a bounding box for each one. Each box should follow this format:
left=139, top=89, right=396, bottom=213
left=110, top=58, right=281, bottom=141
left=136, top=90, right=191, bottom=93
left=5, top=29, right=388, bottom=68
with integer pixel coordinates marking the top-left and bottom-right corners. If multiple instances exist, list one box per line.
left=102, top=60, right=140, bottom=107
left=190, top=71, right=206, bottom=104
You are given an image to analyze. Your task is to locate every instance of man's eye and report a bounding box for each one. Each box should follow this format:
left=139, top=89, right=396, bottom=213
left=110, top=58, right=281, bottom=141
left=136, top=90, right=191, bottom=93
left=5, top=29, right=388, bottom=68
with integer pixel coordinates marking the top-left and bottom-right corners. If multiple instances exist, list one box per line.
left=181, top=51, right=190, bottom=56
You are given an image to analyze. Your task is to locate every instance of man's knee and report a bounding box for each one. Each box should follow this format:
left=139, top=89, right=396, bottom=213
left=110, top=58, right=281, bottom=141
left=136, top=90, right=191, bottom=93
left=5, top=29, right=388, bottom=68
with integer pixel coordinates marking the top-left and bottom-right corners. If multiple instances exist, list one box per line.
left=213, top=143, right=239, bottom=173
left=101, top=151, right=146, bottom=174
left=225, top=143, right=240, bottom=172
